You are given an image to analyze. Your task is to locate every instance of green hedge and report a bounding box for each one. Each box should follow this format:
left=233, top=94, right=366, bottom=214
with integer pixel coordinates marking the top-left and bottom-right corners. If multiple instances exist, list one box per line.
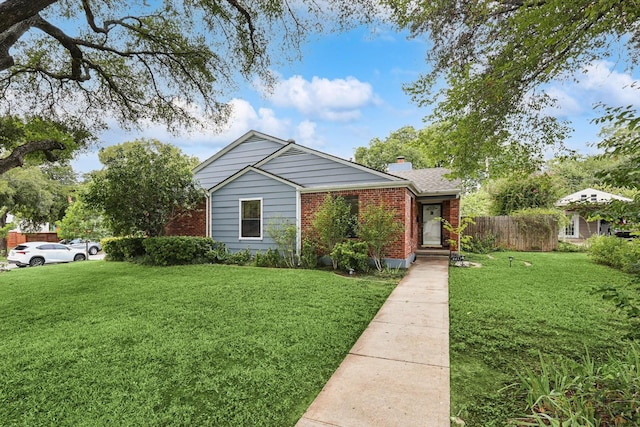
left=101, top=237, right=146, bottom=262
left=143, top=236, right=224, bottom=266
left=587, top=236, right=640, bottom=273
left=102, top=236, right=225, bottom=266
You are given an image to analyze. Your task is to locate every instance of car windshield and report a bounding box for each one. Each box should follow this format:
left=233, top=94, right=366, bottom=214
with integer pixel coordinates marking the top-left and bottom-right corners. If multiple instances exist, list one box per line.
left=14, top=245, right=28, bottom=250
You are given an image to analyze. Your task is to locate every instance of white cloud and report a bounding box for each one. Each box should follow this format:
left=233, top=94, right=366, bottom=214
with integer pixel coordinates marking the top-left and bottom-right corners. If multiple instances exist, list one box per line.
left=267, top=75, right=380, bottom=122
left=544, top=60, right=640, bottom=118
left=579, top=60, right=640, bottom=106
left=294, top=120, right=325, bottom=148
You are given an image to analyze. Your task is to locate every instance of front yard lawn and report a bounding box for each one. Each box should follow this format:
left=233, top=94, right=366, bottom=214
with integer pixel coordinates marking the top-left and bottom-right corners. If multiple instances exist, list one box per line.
left=0, top=262, right=395, bottom=426
left=449, top=251, right=634, bottom=425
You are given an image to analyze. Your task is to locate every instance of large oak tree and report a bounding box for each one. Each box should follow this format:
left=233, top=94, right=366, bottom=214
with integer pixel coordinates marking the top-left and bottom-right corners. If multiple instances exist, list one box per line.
left=387, top=0, right=640, bottom=179
left=0, top=0, right=377, bottom=174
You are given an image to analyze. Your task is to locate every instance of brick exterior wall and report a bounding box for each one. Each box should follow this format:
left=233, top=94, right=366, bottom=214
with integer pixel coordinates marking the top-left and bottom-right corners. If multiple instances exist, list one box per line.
left=164, top=199, right=207, bottom=237
left=301, top=188, right=415, bottom=260
left=441, top=198, right=460, bottom=251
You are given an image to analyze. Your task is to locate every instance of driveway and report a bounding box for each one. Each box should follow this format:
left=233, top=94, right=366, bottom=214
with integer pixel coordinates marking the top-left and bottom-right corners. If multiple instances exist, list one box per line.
left=2, top=252, right=105, bottom=270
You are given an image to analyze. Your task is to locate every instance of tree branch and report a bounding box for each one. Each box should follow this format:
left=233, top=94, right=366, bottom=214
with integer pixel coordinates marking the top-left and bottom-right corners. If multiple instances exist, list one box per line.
left=31, top=15, right=89, bottom=81
left=0, top=0, right=57, bottom=34
left=0, top=139, right=65, bottom=175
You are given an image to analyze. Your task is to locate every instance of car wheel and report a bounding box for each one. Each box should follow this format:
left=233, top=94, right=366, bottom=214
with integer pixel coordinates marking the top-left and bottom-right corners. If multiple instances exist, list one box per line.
left=29, top=257, right=45, bottom=267
left=89, top=246, right=99, bottom=255
left=74, top=254, right=86, bottom=261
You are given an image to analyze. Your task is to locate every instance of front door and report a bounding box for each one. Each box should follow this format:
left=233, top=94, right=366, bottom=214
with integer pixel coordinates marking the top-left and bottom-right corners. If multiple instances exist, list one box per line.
left=422, top=204, right=442, bottom=246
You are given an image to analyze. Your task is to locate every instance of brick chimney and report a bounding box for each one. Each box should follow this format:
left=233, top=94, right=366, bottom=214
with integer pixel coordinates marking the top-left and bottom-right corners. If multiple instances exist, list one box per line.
left=387, top=156, right=412, bottom=172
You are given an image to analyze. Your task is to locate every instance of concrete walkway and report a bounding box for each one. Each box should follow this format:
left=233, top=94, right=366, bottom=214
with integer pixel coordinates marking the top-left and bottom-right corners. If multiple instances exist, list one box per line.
left=296, top=257, right=450, bottom=427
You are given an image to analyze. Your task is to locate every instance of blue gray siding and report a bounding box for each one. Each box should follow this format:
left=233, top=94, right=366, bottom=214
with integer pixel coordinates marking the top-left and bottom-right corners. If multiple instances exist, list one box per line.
left=210, top=170, right=297, bottom=253
left=194, top=136, right=285, bottom=189
left=260, top=149, right=395, bottom=187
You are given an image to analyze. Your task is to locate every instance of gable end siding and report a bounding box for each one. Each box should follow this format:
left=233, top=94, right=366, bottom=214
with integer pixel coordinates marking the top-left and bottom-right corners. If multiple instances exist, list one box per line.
left=194, top=138, right=286, bottom=189
left=210, top=170, right=297, bottom=252
left=261, top=152, right=396, bottom=188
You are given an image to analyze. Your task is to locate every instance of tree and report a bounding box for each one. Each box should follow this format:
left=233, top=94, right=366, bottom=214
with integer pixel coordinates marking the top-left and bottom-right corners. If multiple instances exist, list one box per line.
left=355, top=125, right=447, bottom=172
left=310, top=194, right=353, bottom=269
left=545, top=155, right=624, bottom=194
left=358, top=203, right=404, bottom=271
left=387, top=0, right=639, bottom=179
left=0, top=164, right=76, bottom=252
left=488, top=174, right=563, bottom=216
left=0, top=115, right=93, bottom=175
left=56, top=195, right=108, bottom=242
left=1, top=1, right=378, bottom=133
left=83, top=139, right=203, bottom=237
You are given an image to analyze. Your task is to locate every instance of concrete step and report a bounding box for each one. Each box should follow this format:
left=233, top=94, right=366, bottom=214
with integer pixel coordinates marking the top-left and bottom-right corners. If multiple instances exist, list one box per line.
left=415, top=248, right=451, bottom=257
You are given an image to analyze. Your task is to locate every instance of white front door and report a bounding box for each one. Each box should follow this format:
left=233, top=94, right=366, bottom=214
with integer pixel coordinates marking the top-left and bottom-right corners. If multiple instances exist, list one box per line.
left=422, top=204, right=442, bottom=246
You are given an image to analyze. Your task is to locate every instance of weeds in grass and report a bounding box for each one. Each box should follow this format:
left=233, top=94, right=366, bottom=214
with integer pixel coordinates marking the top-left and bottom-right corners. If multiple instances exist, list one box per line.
left=449, top=252, right=633, bottom=426
left=515, top=345, right=640, bottom=426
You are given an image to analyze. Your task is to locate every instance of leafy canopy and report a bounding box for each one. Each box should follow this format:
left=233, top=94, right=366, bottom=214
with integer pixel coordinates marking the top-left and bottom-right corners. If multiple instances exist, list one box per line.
left=0, top=115, right=93, bottom=175
left=1, top=0, right=379, bottom=131
left=354, top=125, right=449, bottom=172
left=0, top=1, right=380, bottom=176
left=83, top=139, right=203, bottom=237
left=387, top=0, right=640, bottom=179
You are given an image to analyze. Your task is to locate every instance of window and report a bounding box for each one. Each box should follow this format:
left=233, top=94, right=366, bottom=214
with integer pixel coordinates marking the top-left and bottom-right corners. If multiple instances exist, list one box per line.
left=240, top=199, right=262, bottom=239
left=590, top=194, right=597, bottom=202
left=344, top=195, right=359, bottom=238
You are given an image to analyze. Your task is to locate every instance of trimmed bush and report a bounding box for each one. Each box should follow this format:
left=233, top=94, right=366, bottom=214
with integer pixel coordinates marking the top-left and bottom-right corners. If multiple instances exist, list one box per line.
left=330, top=240, right=369, bottom=273
left=254, top=248, right=283, bottom=268
left=300, top=239, right=319, bottom=269
left=588, top=235, right=640, bottom=273
left=142, top=236, right=222, bottom=266
left=102, top=237, right=146, bottom=261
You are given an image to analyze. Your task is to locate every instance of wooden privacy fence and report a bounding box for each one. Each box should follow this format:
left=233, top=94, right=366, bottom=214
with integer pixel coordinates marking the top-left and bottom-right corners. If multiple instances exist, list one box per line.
left=465, top=215, right=558, bottom=252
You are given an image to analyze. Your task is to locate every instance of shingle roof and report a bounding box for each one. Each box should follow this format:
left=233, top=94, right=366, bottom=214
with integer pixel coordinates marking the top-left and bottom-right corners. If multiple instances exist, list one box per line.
left=390, top=167, right=460, bottom=195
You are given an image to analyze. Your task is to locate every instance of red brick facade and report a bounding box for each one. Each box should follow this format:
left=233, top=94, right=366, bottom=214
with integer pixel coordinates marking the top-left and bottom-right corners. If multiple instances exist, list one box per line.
left=301, top=187, right=417, bottom=260
left=441, top=198, right=461, bottom=251
left=164, top=199, right=207, bottom=237
left=167, top=192, right=460, bottom=261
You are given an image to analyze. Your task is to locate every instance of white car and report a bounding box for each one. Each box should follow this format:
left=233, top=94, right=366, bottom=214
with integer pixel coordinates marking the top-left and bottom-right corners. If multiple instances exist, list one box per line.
left=8, top=242, right=87, bottom=267
left=60, top=238, right=102, bottom=255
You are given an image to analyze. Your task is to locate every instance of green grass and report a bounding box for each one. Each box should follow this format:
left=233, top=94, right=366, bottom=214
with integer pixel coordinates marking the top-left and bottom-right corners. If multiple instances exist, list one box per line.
left=0, top=262, right=396, bottom=426
left=449, top=251, right=634, bottom=426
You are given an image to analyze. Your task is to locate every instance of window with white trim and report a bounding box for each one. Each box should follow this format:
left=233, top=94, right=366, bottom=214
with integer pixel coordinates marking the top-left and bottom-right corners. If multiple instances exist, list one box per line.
left=240, top=198, right=262, bottom=239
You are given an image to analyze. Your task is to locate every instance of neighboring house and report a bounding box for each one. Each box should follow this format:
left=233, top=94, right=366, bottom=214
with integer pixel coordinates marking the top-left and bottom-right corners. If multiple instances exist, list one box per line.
left=556, top=188, right=632, bottom=240
left=166, top=130, right=461, bottom=268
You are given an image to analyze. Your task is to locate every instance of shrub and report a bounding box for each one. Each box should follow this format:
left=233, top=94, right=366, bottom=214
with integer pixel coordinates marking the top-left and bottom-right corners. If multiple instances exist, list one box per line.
left=142, top=236, right=222, bottom=266
left=102, top=237, right=145, bottom=261
left=224, top=248, right=252, bottom=265
left=556, top=240, right=586, bottom=253
left=311, top=194, right=352, bottom=269
left=266, top=217, right=298, bottom=268
left=358, top=203, right=404, bottom=271
left=330, top=240, right=369, bottom=273
left=299, top=239, right=318, bottom=269
left=464, top=233, right=499, bottom=254
left=254, top=248, right=283, bottom=268
left=588, top=235, right=640, bottom=273
left=489, top=174, right=563, bottom=215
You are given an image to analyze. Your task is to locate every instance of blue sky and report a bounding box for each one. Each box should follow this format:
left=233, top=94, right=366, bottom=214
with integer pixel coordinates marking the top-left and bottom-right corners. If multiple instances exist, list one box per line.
left=72, top=26, right=640, bottom=174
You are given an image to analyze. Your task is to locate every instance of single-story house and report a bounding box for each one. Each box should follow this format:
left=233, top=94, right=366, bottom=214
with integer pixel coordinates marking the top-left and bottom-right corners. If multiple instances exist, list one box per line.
left=166, top=130, right=461, bottom=268
left=557, top=187, right=632, bottom=240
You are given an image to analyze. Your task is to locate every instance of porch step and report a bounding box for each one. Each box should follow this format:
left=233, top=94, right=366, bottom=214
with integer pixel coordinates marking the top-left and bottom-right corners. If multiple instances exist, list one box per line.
left=415, top=248, right=451, bottom=258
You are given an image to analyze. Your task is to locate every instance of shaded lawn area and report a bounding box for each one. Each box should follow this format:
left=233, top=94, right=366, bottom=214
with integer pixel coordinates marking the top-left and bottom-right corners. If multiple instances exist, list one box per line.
left=449, top=251, right=634, bottom=426
left=0, top=262, right=396, bottom=426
